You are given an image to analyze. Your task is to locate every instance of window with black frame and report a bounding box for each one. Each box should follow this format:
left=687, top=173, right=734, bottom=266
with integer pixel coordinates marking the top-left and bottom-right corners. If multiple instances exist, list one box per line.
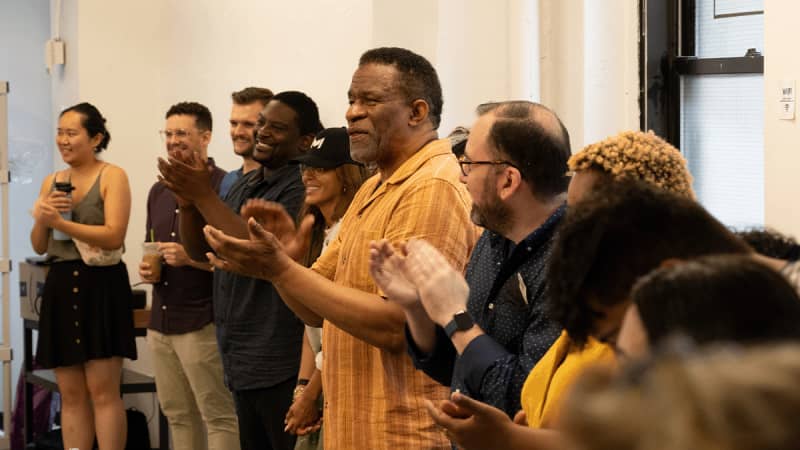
left=641, top=0, right=764, bottom=227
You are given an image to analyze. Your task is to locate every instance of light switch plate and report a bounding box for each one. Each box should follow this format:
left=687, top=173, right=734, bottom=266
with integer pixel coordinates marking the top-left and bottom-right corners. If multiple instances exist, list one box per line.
left=779, top=80, right=795, bottom=120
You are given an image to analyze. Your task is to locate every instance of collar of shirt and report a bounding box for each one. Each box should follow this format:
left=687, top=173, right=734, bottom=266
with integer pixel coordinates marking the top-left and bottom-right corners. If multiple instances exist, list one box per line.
left=383, top=138, right=452, bottom=186
left=244, top=164, right=301, bottom=189
left=206, top=156, right=218, bottom=170
left=488, top=204, right=566, bottom=256
left=356, top=139, right=453, bottom=215
left=486, top=203, right=567, bottom=303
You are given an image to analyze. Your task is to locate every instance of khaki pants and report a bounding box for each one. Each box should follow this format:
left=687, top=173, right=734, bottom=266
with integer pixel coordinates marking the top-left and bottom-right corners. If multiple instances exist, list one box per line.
left=148, top=323, right=240, bottom=450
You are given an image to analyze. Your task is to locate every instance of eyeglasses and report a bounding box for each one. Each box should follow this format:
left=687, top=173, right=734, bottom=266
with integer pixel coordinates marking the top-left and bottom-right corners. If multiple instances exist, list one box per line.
left=458, top=157, right=517, bottom=176
left=300, top=165, right=333, bottom=175
left=159, top=129, right=199, bottom=141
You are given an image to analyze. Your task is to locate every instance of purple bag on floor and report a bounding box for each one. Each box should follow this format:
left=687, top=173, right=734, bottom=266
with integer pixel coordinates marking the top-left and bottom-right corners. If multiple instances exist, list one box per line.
left=10, top=362, right=53, bottom=450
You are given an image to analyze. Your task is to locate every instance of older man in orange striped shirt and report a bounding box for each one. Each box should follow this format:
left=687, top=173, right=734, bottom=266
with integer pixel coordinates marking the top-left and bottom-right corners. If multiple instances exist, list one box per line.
left=204, top=47, right=479, bottom=449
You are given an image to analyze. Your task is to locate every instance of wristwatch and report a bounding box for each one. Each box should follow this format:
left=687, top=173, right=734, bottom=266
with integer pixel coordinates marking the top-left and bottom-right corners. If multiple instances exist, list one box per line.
left=444, top=310, right=474, bottom=338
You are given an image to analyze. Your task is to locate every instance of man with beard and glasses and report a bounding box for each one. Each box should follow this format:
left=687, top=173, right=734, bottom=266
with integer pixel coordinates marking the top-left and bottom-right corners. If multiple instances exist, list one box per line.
left=157, top=91, right=323, bottom=450
left=139, top=102, right=240, bottom=450
left=219, top=87, right=274, bottom=198
left=370, top=101, right=570, bottom=418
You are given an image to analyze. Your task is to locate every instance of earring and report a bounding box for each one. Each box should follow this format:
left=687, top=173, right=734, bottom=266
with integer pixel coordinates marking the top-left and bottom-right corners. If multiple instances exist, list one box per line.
left=342, top=187, right=347, bottom=193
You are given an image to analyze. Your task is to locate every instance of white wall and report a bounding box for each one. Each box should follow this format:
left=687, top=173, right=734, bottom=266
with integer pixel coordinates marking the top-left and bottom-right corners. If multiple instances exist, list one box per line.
left=764, top=0, right=800, bottom=236
left=540, top=0, right=640, bottom=151
left=1, top=0, right=54, bottom=412
left=436, top=0, right=541, bottom=132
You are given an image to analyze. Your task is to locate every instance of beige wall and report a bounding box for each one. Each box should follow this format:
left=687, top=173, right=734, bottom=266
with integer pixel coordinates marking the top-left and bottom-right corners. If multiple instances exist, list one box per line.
left=540, top=0, right=641, bottom=151
left=764, top=0, right=800, bottom=235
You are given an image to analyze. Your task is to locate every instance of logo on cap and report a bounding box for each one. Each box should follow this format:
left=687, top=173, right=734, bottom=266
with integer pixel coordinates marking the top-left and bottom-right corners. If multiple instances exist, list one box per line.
left=311, top=137, right=325, bottom=150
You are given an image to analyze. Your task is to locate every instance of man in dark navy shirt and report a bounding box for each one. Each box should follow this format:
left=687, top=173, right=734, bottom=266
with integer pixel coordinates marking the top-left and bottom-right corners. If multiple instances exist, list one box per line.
left=158, top=91, right=323, bottom=450
left=371, top=101, right=570, bottom=417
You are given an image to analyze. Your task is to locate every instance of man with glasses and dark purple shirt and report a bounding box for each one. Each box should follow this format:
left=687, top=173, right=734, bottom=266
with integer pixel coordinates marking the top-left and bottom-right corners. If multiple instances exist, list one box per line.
left=139, top=101, right=240, bottom=450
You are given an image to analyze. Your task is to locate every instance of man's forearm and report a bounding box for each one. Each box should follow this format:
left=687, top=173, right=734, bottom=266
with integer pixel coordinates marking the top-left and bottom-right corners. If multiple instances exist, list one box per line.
left=179, top=205, right=212, bottom=261
left=186, top=258, right=213, bottom=272
left=193, top=193, right=250, bottom=239
left=274, top=262, right=407, bottom=353
left=404, top=303, right=438, bottom=354
left=451, top=326, right=485, bottom=354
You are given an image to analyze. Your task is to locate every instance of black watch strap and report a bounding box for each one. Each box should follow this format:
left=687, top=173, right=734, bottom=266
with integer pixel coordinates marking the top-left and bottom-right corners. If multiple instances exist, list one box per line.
left=444, top=310, right=474, bottom=338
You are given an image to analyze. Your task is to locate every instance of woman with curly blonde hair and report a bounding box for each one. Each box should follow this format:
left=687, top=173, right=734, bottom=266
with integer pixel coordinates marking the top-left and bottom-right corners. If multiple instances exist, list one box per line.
left=514, top=131, right=696, bottom=431
left=566, top=130, right=694, bottom=204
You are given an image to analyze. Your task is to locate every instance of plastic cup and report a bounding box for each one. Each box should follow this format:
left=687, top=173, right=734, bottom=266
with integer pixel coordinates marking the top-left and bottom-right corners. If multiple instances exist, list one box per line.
left=141, top=242, right=162, bottom=282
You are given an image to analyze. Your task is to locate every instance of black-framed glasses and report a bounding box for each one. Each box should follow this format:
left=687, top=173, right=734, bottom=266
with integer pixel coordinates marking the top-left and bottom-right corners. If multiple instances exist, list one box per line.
left=458, top=157, right=517, bottom=176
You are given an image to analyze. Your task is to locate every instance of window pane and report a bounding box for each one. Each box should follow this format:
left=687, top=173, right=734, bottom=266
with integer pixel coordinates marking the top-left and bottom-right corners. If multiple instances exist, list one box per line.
left=694, top=0, right=763, bottom=57
left=680, top=74, right=763, bottom=228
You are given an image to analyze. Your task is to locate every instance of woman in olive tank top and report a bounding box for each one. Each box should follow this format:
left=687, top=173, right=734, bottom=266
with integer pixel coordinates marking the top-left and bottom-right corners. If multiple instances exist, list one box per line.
left=30, top=103, right=136, bottom=450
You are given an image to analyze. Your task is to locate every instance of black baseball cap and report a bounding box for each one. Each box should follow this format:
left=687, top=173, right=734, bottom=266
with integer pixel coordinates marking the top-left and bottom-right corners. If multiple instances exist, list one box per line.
left=290, top=127, right=362, bottom=169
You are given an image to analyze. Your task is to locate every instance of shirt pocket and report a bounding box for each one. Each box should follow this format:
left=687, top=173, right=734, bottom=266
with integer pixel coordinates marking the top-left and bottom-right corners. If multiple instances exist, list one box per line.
left=338, top=228, right=382, bottom=292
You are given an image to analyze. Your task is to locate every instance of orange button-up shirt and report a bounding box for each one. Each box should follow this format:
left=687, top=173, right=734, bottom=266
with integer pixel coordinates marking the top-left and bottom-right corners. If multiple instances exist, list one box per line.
left=312, top=139, right=479, bottom=449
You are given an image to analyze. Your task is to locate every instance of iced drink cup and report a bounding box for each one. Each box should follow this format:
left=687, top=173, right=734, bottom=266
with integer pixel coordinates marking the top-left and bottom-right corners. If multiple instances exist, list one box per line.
left=142, top=242, right=162, bottom=282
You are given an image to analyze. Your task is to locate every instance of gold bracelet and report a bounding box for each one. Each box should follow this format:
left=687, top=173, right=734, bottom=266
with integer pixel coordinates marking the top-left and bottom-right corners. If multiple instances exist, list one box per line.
left=293, top=385, right=306, bottom=401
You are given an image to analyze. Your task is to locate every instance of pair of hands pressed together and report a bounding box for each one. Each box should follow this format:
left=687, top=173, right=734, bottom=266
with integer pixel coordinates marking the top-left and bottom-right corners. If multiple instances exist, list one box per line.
left=425, top=391, right=528, bottom=450
left=202, top=199, right=315, bottom=278
left=157, top=148, right=214, bottom=207
left=31, top=189, right=71, bottom=228
left=284, top=388, right=322, bottom=436
left=369, top=241, right=537, bottom=449
left=367, top=238, right=470, bottom=329
left=155, top=146, right=314, bottom=277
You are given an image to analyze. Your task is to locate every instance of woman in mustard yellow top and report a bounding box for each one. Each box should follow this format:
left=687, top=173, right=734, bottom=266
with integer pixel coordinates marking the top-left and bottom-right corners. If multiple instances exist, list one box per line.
left=520, top=330, right=615, bottom=428
left=424, top=330, right=616, bottom=450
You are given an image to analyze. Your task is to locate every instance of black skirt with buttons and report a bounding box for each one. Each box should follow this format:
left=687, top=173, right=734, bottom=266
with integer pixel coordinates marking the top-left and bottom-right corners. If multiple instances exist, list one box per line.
left=36, top=260, right=138, bottom=369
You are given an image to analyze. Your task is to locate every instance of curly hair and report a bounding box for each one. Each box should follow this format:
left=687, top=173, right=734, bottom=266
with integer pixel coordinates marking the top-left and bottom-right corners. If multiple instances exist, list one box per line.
left=632, top=254, right=800, bottom=349
left=546, top=181, right=749, bottom=346
left=568, top=130, right=694, bottom=198
left=735, top=227, right=800, bottom=261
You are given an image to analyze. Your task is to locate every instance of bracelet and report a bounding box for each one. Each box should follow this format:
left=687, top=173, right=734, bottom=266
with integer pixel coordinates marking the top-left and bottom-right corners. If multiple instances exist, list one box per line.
left=297, top=378, right=310, bottom=386
left=293, top=385, right=306, bottom=401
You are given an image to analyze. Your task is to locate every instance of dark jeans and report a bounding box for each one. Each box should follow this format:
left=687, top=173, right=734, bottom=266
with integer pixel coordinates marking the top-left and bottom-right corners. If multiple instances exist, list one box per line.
left=233, top=377, right=297, bottom=450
